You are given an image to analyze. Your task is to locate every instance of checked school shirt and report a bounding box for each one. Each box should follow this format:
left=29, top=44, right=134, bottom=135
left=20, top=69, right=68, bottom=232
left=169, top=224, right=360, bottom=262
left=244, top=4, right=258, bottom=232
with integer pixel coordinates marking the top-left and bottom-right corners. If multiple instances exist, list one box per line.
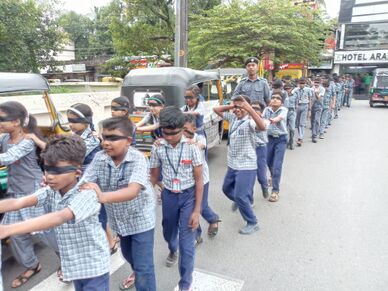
left=82, top=147, right=155, bottom=236
left=223, top=112, right=257, bottom=170
left=34, top=186, right=110, bottom=281
left=150, top=137, right=203, bottom=191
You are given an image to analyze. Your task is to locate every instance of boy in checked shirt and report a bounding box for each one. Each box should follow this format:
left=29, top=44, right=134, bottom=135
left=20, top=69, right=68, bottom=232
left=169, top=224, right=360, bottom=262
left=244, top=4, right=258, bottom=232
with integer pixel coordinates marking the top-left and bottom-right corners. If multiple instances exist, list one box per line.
left=81, top=117, right=156, bottom=291
left=0, top=135, right=110, bottom=291
left=150, top=107, right=203, bottom=291
left=213, top=95, right=267, bottom=235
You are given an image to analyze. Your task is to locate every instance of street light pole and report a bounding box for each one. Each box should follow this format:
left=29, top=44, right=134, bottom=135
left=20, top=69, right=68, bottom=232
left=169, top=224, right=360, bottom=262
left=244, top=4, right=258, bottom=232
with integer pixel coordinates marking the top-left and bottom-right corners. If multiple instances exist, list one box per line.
left=174, top=0, right=188, bottom=67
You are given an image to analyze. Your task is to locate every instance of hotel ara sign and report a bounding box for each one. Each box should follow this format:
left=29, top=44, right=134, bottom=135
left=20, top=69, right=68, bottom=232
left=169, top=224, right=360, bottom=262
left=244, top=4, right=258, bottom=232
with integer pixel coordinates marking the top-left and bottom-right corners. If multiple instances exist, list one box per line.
left=334, top=50, right=388, bottom=64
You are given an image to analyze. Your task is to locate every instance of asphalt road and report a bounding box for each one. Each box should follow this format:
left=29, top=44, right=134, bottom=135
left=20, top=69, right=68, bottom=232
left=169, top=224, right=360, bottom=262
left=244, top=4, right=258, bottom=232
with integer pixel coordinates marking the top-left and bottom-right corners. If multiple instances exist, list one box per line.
left=2, top=99, right=388, bottom=291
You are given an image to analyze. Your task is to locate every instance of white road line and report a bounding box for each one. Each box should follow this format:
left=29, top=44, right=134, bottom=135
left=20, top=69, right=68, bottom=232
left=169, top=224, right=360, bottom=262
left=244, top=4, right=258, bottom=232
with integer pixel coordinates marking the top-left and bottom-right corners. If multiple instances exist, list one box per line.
left=29, top=251, right=126, bottom=291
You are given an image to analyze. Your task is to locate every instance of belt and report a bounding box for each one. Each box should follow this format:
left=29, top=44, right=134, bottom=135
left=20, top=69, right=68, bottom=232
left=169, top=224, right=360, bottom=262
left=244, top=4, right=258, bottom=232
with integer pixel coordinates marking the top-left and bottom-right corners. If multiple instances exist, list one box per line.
left=268, top=134, right=286, bottom=138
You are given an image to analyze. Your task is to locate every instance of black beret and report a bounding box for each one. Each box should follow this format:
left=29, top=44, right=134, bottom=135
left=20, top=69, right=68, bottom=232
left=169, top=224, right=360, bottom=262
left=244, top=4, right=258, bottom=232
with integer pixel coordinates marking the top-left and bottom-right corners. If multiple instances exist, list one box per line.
left=244, top=57, right=259, bottom=66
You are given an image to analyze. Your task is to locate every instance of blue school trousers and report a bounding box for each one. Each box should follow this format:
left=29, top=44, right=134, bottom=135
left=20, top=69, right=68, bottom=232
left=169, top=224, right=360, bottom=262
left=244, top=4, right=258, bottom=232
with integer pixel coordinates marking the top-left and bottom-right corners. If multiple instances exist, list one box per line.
left=162, top=187, right=196, bottom=290
left=267, top=135, right=287, bottom=193
left=222, top=168, right=257, bottom=225
left=119, top=229, right=156, bottom=291
left=197, top=183, right=220, bottom=237
left=256, top=145, right=268, bottom=190
left=73, top=272, right=109, bottom=291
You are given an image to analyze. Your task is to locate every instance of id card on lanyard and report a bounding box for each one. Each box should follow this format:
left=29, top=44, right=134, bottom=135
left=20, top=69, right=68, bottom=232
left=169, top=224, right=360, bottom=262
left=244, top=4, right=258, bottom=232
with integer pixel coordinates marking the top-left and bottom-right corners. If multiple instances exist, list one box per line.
left=165, top=143, right=184, bottom=193
left=227, top=120, right=247, bottom=146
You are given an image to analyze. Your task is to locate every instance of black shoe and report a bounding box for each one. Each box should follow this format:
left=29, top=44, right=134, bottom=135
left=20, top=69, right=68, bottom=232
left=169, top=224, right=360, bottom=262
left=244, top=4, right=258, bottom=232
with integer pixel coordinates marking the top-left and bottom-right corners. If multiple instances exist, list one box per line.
left=262, top=187, right=269, bottom=199
left=166, top=251, right=178, bottom=267
left=312, top=138, right=317, bottom=143
left=290, top=143, right=294, bottom=150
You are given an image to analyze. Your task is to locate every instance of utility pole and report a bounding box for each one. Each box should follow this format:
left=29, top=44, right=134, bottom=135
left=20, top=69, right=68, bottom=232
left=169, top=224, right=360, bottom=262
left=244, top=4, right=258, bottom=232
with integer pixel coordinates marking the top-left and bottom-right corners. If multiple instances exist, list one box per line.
left=174, top=0, right=188, bottom=67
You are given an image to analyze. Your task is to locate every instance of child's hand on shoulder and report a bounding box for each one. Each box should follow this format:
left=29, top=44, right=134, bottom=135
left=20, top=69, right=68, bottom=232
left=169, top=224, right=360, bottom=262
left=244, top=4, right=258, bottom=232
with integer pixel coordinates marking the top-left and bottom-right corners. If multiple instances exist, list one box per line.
left=79, top=182, right=105, bottom=203
left=186, top=138, right=196, bottom=145
left=153, top=138, right=164, bottom=147
left=25, top=133, right=38, bottom=142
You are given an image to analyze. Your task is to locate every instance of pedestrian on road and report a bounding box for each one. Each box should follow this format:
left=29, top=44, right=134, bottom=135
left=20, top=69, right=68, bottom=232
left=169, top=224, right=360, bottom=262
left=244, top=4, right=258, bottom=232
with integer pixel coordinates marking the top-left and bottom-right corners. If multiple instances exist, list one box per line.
left=262, top=94, right=288, bottom=202
left=0, top=135, right=111, bottom=291
left=0, top=101, right=46, bottom=288
left=81, top=117, right=157, bottom=291
left=181, top=85, right=206, bottom=137
left=213, top=95, right=267, bottom=234
left=343, top=75, right=354, bottom=107
left=182, top=114, right=221, bottom=244
left=284, top=84, right=297, bottom=149
left=333, top=76, right=344, bottom=119
left=150, top=107, right=203, bottom=291
left=293, top=78, right=313, bottom=147
left=310, top=79, right=325, bottom=143
left=232, top=57, right=271, bottom=105
left=319, top=82, right=333, bottom=139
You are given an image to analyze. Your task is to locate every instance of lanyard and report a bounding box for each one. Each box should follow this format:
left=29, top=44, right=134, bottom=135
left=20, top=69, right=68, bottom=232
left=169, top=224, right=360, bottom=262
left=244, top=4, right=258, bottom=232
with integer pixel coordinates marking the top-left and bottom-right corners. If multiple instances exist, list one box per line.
left=165, top=143, right=184, bottom=177
left=108, top=163, right=128, bottom=189
left=227, top=119, right=247, bottom=145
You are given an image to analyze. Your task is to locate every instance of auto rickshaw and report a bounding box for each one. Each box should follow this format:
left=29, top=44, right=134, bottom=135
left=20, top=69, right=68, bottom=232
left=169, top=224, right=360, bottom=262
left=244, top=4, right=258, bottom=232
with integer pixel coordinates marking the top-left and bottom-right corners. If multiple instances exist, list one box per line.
left=121, top=67, right=224, bottom=156
left=0, top=72, right=70, bottom=198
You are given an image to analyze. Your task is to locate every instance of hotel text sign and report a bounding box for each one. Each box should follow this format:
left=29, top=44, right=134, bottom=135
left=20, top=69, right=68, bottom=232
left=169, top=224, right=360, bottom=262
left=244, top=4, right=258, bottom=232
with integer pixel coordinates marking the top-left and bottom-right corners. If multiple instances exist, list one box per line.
left=334, top=50, right=388, bottom=64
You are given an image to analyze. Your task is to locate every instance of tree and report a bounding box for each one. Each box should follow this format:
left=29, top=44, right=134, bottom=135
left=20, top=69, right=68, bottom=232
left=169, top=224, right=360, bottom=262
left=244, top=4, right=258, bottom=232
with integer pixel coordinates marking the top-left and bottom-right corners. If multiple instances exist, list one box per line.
left=189, top=0, right=331, bottom=69
left=0, top=0, right=64, bottom=72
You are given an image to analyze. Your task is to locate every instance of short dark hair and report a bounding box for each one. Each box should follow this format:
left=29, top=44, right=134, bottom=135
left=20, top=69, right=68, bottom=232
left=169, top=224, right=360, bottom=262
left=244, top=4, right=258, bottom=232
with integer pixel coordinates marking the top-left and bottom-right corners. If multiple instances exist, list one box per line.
left=111, top=96, right=130, bottom=108
left=272, top=79, right=283, bottom=89
left=184, top=113, right=196, bottom=125
left=233, top=95, right=251, bottom=104
left=298, top=78, right=306, bottom=84
left=102, top=117, right=134, bottom=136
left=159, top=106, right=185, bottom=129
left=251, top=100, right=266, bottom=112
left=41, top=135, right=86, bottom=166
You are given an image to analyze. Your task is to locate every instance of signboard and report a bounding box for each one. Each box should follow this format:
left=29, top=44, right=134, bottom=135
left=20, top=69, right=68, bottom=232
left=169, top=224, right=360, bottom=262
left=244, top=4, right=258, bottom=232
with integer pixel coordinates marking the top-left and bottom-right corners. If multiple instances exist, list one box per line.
left=279, top=63, right=305, bottom=70
left=334, top=50, right=388, bottom=64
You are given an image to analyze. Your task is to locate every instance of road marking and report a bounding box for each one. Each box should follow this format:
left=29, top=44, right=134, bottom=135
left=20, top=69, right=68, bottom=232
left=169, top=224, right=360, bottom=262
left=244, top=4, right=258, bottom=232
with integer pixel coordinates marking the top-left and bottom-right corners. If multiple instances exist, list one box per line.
left=175, top=268, right=244, bottom=291
left=29, top=251, right=125, bottom=291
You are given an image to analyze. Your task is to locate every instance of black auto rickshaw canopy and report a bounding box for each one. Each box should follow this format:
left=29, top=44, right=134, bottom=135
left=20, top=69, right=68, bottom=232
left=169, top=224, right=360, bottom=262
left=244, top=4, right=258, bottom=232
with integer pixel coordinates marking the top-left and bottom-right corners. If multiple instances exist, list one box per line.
left=121, top=67, right=220, bottom=110
left=0, top=72, right=50, bottom=93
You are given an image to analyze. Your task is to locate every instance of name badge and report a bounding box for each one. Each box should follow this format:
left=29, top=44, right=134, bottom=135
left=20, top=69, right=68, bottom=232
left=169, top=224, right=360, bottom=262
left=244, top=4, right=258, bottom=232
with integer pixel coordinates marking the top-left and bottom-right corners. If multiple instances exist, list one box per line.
left=181, top=160, right=192, bottom=165
left=172, top=178, right=182, bottom=193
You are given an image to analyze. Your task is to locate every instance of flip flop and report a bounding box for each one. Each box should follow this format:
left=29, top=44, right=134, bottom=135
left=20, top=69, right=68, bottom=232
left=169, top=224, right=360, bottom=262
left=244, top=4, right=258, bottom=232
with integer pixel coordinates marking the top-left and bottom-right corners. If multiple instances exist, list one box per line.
left=119, top=272, right=136, bottom=290
left=269, top=192, right=279, bottom=202
left=207, top=220, right=221, bottom=237
left=11, top=263, right=41, bottom=288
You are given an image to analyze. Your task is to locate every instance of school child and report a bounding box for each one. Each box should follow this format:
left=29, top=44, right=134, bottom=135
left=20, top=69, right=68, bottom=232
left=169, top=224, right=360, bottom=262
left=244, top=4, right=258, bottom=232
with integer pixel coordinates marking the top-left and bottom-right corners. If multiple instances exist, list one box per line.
left=149, top=107, right=203, bottom=291
left=0, top=101, right=46, bottom=288
left=182, top=114, right=220, bottom=243
left=181, top=85, right=206, bottom=136
left=110, top=96, right=136, bottom=145
left=310, top=79, right=325, bottom=143
left=136, top=93, right=166, bottom=139
left=284, top=85, right=297, bottom=150
left=251, top=101, right=270, bottom=198
left=334, top=76, right=344, bottom=118
left=319, top=82, right=333, bottom=139
left=262, top=93, right=288, bottom=202
left=213, top=96, right=266, bottom=234
left=0, top=135, right=110, bottom=291
left=293, top=79, right=313, bottom=147
left=80, top=117, right=156, bottom=291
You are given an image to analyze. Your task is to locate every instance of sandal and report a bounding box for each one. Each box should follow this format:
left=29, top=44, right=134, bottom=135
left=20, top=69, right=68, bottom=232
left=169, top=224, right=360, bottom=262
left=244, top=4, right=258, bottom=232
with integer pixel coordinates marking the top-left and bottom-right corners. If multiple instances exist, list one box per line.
left=57, top=267, right=71, bottom=284
left=119, top=272, right=136, bottom=290
left=11, top=263, right=41, bottom=288
left=110, top=237, right=120, bottom=255
left=269, top=192, right=279, bottom=202
left=207, top=220, right=221, bottom=237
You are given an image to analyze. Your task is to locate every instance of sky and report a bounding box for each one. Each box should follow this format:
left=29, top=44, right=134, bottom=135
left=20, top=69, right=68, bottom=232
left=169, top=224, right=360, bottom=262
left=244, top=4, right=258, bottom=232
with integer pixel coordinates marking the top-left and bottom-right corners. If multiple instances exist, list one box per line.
left=62, top=0, right=341, bottom=18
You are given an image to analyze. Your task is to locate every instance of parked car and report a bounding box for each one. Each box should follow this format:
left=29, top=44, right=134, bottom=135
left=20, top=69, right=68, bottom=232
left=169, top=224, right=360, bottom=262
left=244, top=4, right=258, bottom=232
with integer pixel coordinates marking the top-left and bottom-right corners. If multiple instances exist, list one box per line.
left=121, top=67, right=224, bottom=156
left=369, top=68, right=388, bottom=107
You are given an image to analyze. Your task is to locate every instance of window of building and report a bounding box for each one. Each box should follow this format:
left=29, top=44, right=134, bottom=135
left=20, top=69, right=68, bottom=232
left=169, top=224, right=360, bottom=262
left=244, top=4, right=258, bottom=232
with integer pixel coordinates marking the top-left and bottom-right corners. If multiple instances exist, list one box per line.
left=344, top=22, right=388, bottom=49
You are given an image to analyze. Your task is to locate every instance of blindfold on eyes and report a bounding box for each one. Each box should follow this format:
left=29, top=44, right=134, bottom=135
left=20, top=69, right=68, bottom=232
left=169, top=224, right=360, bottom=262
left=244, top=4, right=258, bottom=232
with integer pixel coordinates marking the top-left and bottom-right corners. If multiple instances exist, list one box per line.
left=101, top=134, right=128, bottom=141
left=148, top=103, right=160, bottom=107
left=162, top=129, right=181, bottom=136
left=184, top=129, right=195, bottom=137
left=0, top=116, right=16, bottom=122
left=43, top=165, right=79, bottom=174
left=184, top=96, right=194, bottom=99
left=67, top=117, right=89, bottom=124
left=111, top=106, right=128, bottom=111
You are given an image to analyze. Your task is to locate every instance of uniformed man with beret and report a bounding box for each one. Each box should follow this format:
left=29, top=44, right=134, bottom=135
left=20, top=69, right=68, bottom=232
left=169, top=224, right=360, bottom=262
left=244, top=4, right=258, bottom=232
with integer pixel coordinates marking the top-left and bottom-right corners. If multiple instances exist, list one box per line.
left=232, top=57, right=271, bottom=105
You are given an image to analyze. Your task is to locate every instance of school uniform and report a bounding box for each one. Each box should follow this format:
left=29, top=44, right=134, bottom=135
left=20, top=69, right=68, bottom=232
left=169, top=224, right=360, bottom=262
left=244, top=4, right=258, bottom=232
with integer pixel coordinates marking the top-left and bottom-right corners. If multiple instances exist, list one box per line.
left=284, top=92, right=297, bottom=148
left=292, top=87, right=313, bottom=141
left=255, top=126, right=269, bottom=193
left=310, top=86, right=325, bottom=139
left=34, top=186, right=110, bottom=289
left=344, top=78, right=354, bottom=107
left=181, top=102, right=206, bottom=136
left=222, top=112, right=258, bottom=226
left=262, top=106, right=288, bottom=193
left=80, top=127, right=101, bottom=170
left=334, top=81, right=344, bottom=117
left=83, top=147, right=156, bottom=291
left=150, top=137, right=202, bottom=290
left=327, top=81, right=337, bottom=125
left=0, top=135, right=44, bottom=270
left=232, top=77, right=271, bottom=105
left=139, top=112, right=162, bottom=139
left=320, top=89, right=333, bottom=136
left=193, top=134, right=219, bottom=238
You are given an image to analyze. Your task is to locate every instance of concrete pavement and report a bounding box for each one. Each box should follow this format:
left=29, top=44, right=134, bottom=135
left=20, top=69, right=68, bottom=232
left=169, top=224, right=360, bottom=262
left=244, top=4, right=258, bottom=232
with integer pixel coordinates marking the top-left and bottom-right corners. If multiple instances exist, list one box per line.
left=2, top=100, right=388, bottom=291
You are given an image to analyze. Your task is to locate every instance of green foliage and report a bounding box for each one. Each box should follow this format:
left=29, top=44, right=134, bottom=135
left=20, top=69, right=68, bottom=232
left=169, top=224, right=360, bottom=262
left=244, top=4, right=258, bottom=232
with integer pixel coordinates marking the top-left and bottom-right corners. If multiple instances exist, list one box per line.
left=0, top=0, right=64, bottom=72
left=189, top=0, right=332, bottom=69
left=102, top=56, right=134, bottom=78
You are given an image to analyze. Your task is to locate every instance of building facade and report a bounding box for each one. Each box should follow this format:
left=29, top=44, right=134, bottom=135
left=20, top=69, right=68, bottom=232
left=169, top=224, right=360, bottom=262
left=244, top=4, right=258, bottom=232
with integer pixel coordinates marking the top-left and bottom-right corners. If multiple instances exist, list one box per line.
left=334, top=0, right=388, bottom=75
